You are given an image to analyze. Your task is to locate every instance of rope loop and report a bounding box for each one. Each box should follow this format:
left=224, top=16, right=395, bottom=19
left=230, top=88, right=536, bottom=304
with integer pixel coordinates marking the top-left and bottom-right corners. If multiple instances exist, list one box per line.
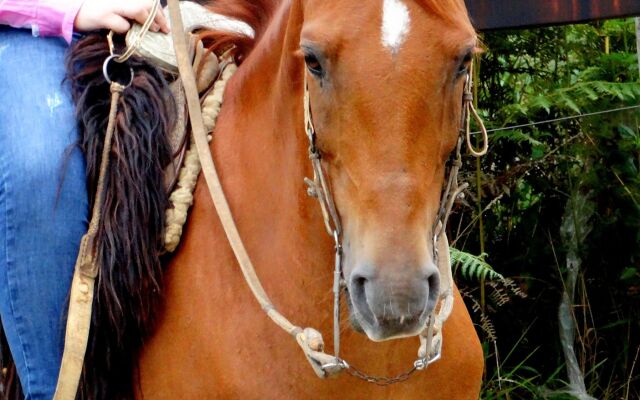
left=465, top=102, right=488, bottom=157
left=463, top=68, right=488, bottom=157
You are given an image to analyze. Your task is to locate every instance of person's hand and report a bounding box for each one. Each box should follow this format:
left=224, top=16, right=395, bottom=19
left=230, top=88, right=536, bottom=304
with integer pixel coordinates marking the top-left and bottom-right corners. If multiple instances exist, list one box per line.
left=74, top=0, right=170, bottom=34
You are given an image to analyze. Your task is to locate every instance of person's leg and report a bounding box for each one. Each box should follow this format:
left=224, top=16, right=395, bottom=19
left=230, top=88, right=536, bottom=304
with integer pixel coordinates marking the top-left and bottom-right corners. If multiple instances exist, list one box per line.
left=0, top=27, right=88, bottom=399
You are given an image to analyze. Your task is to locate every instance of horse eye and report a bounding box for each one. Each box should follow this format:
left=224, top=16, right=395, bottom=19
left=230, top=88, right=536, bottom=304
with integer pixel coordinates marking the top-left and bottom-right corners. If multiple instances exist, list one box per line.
left=304, top=53, right=323, bottom=77
left=457, top=52, right=473, bottom=78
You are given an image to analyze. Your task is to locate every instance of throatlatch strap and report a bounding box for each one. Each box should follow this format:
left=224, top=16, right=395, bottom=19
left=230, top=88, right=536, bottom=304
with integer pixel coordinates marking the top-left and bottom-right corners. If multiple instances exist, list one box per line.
left=53, top=83, right=124, bottom=400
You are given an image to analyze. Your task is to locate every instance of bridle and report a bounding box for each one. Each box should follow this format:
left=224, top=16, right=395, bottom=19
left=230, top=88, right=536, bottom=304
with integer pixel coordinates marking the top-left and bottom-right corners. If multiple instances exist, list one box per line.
left=53, top=1, right=489, bottom=398
left=301, top=67, right=488, bottom=384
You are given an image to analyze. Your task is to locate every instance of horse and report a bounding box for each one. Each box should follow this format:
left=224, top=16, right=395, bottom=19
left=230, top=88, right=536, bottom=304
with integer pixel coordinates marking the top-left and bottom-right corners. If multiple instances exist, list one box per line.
left=135, top=0, right=483, bottom=398
left=1, top=0, right=484, bottom=398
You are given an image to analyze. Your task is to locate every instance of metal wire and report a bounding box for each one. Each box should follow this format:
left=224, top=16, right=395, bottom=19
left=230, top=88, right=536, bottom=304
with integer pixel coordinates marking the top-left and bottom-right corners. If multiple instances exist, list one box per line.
left=471, top=104, right=640, bottom=135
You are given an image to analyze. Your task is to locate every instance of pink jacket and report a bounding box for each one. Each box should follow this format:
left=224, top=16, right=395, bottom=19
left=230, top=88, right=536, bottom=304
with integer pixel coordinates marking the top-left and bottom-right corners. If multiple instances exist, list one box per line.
left=0, top=0, right=85, bottom=44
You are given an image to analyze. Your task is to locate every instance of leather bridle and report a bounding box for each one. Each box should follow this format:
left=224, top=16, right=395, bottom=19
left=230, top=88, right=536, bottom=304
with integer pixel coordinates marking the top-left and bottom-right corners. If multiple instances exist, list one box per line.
left=300, top=67, right=488, bottom=383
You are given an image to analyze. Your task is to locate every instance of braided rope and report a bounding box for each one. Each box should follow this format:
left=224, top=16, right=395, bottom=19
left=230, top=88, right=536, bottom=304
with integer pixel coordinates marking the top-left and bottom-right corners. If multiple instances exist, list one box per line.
left=164, top=62, right=237, bottom=252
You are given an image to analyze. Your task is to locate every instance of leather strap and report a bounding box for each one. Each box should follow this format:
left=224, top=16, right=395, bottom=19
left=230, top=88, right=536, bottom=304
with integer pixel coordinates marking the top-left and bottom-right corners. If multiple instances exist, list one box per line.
left=53, top=83, right=125, bottom=400
left=166, top=0, right=344, bottom=378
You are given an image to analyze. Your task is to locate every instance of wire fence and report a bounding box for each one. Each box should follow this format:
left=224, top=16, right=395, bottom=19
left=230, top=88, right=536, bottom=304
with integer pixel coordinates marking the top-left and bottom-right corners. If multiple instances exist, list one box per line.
left=472, top=104, right=640, bottom=135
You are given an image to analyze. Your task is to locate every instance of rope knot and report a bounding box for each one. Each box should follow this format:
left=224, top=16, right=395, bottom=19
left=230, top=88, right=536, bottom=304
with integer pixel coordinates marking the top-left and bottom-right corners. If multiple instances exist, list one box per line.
left=308, top=150, right=321, bottom=160
left=110, top=82, right=126, bottom=94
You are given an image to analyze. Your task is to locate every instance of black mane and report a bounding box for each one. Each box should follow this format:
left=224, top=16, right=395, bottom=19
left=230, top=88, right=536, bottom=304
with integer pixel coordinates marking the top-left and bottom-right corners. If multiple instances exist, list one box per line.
left=66, top=34, right=175, bottom=399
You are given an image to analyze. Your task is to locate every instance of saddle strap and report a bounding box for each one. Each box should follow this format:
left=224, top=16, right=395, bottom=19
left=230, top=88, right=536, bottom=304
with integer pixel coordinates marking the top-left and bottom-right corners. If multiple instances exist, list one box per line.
left=53, top=83, right=125, bottom=400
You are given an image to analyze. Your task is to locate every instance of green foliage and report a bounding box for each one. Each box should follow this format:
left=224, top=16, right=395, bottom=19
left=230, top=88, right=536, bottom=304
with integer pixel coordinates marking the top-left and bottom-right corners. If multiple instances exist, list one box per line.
left=453, top=17, right=640, bottom=399
left=451, top=248, right=504, bottom=281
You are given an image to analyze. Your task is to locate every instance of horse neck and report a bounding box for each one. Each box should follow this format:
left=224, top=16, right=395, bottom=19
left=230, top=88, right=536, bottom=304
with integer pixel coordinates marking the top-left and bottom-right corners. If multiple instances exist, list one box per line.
left=206, top=0, right=336, bottom=312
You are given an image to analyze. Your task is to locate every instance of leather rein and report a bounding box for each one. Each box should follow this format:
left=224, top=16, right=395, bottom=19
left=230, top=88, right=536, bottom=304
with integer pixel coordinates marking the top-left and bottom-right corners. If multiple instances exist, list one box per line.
left=53, top=1, right=489, bottom=398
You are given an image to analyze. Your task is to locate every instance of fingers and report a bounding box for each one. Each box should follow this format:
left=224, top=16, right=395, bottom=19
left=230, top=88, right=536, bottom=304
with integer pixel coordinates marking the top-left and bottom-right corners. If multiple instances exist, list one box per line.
left=105, top=14, right=132, bottom=34
left=154, top=8, right=170, bottom=33
left=121, top=6, right=150, bottom=27
left=74, top=0, right=171, bottom=33
left=119, top=1, right=170, bottom=33
left=146, top=10, right=169, bottom=33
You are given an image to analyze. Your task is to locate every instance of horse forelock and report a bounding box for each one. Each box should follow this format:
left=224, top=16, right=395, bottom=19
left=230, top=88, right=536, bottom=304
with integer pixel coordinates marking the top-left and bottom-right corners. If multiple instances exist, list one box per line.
left=417, top=0, right=473, bottom=26
left=197, top=0, right=473, bottom=63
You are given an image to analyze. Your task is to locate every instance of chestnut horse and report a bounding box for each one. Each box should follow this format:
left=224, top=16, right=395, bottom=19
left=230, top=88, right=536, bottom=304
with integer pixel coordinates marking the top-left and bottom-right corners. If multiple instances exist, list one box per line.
left=136, top=0, right=483, bottom=398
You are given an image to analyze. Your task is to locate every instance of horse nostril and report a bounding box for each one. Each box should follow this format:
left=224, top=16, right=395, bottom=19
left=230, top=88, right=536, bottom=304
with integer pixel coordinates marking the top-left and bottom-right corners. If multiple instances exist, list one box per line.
left=349, top=272, right=377, bottom=326
left=350, top=266, right=375, bottom=297
left=352, top=275, right=367, bottom=291
left=425, top=269, right=440, bottom=312
left=350, top=274, right=369, bottom=306
left=348, top=264, right=442, bottom=337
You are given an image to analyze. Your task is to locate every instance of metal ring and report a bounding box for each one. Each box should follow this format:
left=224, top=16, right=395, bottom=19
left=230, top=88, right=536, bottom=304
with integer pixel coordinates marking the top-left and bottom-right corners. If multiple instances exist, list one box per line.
left=102, top=55, right=134, bottom=88
left=427, top=349, right=442, bottom=365
left=321, top=358, right=349, bottom=371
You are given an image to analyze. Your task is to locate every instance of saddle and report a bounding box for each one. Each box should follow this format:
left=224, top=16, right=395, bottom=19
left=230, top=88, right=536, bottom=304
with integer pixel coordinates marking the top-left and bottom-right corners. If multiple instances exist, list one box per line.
left=126, top=1, right=251, bottom=196
left=123, top=1, right=250, bottom=252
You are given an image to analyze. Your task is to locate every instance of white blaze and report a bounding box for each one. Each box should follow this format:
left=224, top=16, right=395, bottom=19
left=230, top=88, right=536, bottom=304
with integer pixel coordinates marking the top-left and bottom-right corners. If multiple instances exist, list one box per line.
left=381, top=0, right=411, bottom=54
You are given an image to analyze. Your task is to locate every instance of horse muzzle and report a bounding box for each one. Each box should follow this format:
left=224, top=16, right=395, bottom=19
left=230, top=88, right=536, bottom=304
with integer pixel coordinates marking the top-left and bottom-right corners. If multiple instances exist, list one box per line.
left=346, top=262, right=440, bottom=342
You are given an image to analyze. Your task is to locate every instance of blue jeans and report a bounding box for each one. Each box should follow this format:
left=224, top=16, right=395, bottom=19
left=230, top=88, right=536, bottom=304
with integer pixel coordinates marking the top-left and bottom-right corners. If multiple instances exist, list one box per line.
left=0, top=28, right=88, bottom=399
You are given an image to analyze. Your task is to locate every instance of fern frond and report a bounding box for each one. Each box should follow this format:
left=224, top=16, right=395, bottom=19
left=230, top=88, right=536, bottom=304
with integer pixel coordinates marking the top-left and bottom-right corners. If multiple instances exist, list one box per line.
left=488, top=278, right=528, bottom=300
left=450, top=248, right=504, bottom=282
left=460, top=289, right=498, bottom=342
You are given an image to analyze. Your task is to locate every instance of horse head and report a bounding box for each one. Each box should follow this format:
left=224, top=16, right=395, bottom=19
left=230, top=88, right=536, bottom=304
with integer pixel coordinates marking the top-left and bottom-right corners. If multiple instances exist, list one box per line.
left=299, top=0, right=477, bottom=341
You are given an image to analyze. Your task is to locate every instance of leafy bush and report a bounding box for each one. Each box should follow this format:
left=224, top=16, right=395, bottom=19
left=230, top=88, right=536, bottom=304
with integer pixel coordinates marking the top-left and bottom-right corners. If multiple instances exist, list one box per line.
left=453, top=18, right=640, bottom=399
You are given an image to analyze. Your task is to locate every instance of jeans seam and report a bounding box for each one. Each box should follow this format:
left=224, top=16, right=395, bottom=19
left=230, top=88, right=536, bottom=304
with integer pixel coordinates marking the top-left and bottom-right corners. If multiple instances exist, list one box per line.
left=2, top=160, right=34, bottom=396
